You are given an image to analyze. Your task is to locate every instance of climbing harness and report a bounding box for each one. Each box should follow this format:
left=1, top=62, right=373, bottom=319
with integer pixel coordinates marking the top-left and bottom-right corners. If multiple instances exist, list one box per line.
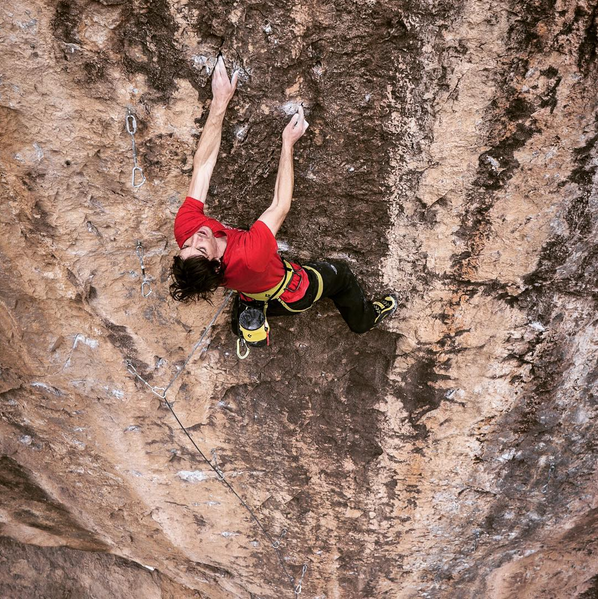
left=125, top=289, right=309, bottom=596
left=125, top=109, right=146, bottom=189
left=241, top=259, right=298, bottom=302
left=135, top=240, right=152, bottom=297
left=235, top=261, right=324, bottom=359
left=277, top=265, right=324, bottom=312
left=241, top=260, right=323, bottom=311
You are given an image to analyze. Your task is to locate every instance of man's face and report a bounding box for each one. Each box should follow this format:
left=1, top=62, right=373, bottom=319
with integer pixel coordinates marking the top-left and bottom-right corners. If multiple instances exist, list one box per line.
left=180, top=226, right=219, bottom=260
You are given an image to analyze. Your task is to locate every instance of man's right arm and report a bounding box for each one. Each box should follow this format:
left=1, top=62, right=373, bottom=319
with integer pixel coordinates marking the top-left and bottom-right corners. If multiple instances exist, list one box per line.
left=187, top=56, right=238, bottom=205
left=259, top=106, right=308, bottom=237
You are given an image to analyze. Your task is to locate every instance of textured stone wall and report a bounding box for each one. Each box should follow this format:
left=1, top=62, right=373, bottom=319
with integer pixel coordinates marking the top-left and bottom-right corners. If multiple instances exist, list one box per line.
left=0, top=0, right=596, bottom=597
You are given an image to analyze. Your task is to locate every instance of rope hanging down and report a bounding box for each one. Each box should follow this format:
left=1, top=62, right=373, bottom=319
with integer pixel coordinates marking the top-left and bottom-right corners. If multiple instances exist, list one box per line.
left=126, top=109, right=146, bottom=189
left=125, top=291, right=309, bottom=596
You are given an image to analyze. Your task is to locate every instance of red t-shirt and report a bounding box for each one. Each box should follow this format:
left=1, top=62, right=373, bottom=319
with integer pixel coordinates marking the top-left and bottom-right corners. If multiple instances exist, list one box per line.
left=174, top=197, right=308, bottom=300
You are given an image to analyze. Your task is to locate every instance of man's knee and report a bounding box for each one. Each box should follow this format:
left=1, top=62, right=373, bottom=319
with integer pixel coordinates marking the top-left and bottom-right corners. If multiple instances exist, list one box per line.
left=309, top=259, right=351, bottom=281
left=349, top=322, right=372, bottom=335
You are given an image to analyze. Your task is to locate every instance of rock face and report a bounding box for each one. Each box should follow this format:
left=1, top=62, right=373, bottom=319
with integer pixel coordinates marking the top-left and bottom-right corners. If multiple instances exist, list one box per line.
left=0, top=0, right=596, bottom=597
left=0, top=535, right=200, bottom=599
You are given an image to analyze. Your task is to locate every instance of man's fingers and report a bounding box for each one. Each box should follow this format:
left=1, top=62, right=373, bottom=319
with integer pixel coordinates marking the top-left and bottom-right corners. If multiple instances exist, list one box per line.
left=296, top=106, right=306, bottom=127
left=215, top=55, right=228, bottom=79
left=212, top=61, right=222, bottom=81
left=283, top=106, right=309, bottom=143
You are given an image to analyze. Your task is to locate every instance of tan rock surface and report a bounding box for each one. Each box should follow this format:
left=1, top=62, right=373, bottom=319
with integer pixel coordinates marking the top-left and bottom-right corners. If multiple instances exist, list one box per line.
left=1, top=0, right=597, bottom=597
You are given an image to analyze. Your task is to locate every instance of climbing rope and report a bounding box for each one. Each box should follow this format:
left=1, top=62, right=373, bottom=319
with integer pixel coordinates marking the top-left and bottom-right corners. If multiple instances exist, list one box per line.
left=126, top=290, right=233, bottom=399
left=135, top=241, right=152, bottom=297
left=125, top=109, right=146, bottom=189
left=125, top=290, right=309, bottom=596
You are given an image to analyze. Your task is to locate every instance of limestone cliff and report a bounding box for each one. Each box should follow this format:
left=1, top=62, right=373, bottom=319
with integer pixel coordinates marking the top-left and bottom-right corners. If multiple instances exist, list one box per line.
left=0, top=0, right=597, bottom=597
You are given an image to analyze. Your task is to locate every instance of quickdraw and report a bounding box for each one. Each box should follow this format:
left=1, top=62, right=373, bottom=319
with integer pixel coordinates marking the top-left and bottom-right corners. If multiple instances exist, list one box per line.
left=135, top=240, right=152, bottom=297
left=126, top=109, right=146, bottom=189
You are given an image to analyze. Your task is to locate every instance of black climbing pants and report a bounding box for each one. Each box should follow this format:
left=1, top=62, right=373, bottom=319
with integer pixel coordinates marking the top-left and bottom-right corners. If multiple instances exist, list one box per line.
left=232, top=260, right=379, bottom=335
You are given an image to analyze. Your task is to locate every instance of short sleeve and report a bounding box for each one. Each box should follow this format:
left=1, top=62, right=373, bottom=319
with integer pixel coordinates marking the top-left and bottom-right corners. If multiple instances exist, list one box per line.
left=174, top=197, right=206, bottom=248
left=240, top=220, right=279, bottom=272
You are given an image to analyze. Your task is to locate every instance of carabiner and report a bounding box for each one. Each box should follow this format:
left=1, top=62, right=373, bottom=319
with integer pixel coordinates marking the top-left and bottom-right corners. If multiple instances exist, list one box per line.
left=272, top=528, right=287, bottom=549
left=236, top=337, right=250, bottom=359
left=141, top=280, right=152, bottom=297
left=132, top=165, right=146, bottom=188
left=126, top=113, right=137, bottom=135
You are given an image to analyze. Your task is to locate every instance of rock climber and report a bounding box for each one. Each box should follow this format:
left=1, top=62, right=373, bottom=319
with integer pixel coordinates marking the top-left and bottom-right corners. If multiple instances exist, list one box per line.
left=169, top=56, right=397, bottom=345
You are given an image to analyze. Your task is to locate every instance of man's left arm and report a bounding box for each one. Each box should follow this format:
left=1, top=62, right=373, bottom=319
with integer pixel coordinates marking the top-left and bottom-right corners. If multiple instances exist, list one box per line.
left=259, top=106, right=308, bottom=237
left=187, top=56, right=238, bottom=205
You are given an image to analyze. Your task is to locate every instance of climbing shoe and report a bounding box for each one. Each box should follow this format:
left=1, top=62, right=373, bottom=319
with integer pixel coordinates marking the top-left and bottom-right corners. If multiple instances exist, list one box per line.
left=373, top=294, right=398, bottom=324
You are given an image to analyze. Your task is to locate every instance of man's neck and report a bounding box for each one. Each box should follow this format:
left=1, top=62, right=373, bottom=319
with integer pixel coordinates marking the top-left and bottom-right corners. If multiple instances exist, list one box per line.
left=216, top=235, right=228, bottom=260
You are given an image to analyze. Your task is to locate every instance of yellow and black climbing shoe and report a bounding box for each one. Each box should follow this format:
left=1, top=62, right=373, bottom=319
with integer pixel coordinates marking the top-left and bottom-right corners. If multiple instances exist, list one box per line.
left=373, top=294, right=398, bottom=324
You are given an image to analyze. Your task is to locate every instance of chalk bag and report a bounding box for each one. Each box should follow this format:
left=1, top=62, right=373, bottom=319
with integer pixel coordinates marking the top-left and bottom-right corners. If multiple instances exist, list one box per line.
left=238, top=306, right=269, bottom=348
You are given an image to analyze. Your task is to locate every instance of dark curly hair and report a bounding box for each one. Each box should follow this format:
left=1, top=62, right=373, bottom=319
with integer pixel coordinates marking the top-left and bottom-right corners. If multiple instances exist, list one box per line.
left=169, top=255, right=225, bottom=303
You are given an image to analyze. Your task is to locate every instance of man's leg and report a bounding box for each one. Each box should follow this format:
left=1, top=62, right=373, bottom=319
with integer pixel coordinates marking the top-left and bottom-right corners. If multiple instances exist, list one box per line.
left=305, top=260, right=380, bottom=333
left=230, top=294, right=240, bottom=336
left=267, top=260, right=396, bottom=333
